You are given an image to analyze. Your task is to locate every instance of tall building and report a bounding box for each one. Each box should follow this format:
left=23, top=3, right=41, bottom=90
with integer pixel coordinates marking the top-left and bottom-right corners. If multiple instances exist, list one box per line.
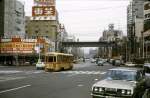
left=144, top=1, right=150, bottom=32
left=0, top=0, right=25, bottom=38
left=99, top=24, right=123, bottom=58
left=0, top=0, right=4, bottom=37
left=127, top=0, right=144, bottom=40
left=127, top=0, right=144, bottom=60
left=102, top=24, right=123, bottom=42
left=143, top=1, right=150, bottom=58
left=26, top=0, right=59, bottom=51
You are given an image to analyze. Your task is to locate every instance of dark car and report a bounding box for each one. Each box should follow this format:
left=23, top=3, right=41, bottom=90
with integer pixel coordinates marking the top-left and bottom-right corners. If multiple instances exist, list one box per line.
left=91, top=67, right=146, bottom=98
left=144, top=63, right=150, bottom=88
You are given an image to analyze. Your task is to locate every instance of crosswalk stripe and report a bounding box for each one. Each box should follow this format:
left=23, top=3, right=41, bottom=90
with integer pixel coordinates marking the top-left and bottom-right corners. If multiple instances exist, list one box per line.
left=57, top=71, right=106, bottom=75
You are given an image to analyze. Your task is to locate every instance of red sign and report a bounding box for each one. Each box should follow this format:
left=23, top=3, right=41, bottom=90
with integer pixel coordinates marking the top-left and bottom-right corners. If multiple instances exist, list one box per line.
left=32, top=6, right=56, bottom=16
left=12, top=38, right=21, bottom=42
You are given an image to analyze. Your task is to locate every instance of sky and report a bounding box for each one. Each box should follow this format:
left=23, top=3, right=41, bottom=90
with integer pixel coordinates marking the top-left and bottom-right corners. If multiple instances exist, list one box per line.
left=21, top=0, right=130, bottom=42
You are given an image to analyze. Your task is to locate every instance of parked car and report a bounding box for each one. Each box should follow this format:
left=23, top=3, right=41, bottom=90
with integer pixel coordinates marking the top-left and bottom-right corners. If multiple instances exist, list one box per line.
left=144, top=63, right=150, bottom=88
left=36, top=59, right=45, bottom=70
left=114, top=59, right=122, bottom=66
left=91, top=67, right=146, bottom=98
left=109, top=59, right=114, bottom=64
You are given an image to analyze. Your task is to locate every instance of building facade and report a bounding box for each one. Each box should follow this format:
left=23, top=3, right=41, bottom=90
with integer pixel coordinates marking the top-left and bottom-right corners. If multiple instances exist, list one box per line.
left=0, top=0, right=25, bottom=38
left=127, top=0, right=144, bottom=60
left=25, top=0, right=59, bottom=51
left=0, top=37, right=52, bottom=65
left=98, top=24, right=123, bottom=58
left=0, top=0, right=5, bottom=37
left=143, top=1, right=150, bottom=59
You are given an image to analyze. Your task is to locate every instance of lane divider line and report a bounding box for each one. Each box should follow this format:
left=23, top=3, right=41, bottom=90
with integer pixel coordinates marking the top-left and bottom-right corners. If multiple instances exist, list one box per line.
left=0, top=85, right=31, bottom=94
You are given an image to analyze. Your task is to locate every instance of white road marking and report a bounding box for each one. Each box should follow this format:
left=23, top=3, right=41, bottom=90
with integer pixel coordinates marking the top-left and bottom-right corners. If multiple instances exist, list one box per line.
left=100, top=72, right=106, bottom=74
left=0, top=77, right=26, bottom=82
left=0, top=70, right=44, bottom=75
left=0, top=70, right=22, bottom=74
left=25, top=71, right=44, bottom=74
left=0, top=85, right=31, bottom=94
left=59, top=71, right=106, bottom=75
left=77, top=84, right=84, bottom=87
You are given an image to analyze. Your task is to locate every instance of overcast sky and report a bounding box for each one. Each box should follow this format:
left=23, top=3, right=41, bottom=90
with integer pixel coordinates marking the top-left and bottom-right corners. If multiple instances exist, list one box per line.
left=21, top=0, right=130, bottom=41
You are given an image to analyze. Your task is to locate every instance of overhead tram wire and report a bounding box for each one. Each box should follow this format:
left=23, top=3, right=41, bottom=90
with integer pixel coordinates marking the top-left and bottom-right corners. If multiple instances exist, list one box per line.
left=25, top=6, right=127, bottom=14
left=57, top=6, right=127, bottom=13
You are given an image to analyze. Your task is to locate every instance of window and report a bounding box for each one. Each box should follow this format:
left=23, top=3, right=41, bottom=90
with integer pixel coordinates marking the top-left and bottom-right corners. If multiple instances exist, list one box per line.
left=107, top=70, right=136, bottom=81
left=48, top=56, right=53, bottom=62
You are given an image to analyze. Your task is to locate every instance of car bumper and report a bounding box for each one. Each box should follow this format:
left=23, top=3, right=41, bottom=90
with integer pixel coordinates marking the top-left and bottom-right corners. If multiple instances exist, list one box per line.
left=91, top=93, right=132, bottom=98
left=36, top=66, right=45, bottom=70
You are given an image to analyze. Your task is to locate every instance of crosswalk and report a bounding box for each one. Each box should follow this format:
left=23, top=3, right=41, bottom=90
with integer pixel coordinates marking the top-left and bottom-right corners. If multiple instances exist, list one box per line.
left=0, top=76, right=26, bottom=82
left=0, top=70, right=44, bottom=82
left=0, top=70, right=44, bottom=75
left=57, top=71, right=106, bottom=75
left=0, top=70, right=106, bottom=75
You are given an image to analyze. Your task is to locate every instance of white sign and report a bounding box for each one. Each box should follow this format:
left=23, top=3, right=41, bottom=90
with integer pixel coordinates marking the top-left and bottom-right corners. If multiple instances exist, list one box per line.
left=1, top=39, right=11, bottom=42
left=21, top=39, right=37, bottom=42
left=34, top=46, right=40, bottom=53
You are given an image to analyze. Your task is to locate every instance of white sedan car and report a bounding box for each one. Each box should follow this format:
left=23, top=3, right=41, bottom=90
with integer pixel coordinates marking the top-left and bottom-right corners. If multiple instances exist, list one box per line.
left=36, top=60, right=45, bottom=70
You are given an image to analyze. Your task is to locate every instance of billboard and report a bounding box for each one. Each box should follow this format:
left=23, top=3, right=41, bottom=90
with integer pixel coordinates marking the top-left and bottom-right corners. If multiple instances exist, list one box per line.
left=32, top=6, right=56, bottom=16
left=34, top=0, right=55, bottom=6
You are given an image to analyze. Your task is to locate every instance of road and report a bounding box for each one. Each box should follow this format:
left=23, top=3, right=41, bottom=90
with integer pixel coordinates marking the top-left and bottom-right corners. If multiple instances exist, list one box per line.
left=0, top=61, right=114, bottom=98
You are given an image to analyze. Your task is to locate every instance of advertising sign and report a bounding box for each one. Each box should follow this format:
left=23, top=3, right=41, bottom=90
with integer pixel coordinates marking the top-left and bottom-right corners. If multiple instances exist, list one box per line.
left=32, top=6, right=56, bottom=16
left=34, top=0, right=55, bottom=6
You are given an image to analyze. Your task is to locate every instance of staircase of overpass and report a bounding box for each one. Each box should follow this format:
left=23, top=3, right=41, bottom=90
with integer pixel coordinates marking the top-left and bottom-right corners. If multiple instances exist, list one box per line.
left=61, top=41, right=115, bottom=47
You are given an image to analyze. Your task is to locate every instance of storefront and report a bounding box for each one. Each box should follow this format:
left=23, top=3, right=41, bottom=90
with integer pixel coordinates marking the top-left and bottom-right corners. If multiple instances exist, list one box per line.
left=0, top=37, right=52, bottom=66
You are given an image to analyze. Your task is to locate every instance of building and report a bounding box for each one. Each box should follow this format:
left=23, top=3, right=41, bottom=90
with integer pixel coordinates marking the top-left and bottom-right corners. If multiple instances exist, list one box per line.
left=0, top=37, right=53, bottom=66
left=25, top=0, right=60, bottom=51
left=0, top=0, right=5, bottom=37
left=127, top=0, right=144, bottom=39
left=102, top=24, right=123, bottom=42
left=127, top=0, right=144, bottom=59
left=0, top=0, right=25, bottom=38
left=98, top=24, right=123, bottom=58
left=143, top=1, right=150, bottom=59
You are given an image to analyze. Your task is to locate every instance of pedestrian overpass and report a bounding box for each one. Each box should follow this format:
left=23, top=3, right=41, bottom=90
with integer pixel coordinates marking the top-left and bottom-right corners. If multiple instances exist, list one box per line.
left=61, top=41, right=115, bottom=47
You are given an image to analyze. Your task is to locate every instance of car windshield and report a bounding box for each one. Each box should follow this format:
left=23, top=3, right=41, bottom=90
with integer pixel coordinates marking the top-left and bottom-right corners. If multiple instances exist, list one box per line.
left=106, top=70, right=137, bottom=81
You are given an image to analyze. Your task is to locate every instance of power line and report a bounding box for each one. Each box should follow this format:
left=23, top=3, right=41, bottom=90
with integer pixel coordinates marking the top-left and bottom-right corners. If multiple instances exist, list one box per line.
left=25, top=5, right=127, bottom=13
left=56, top=0, right=130, bottom=1
left=59, top=5, right=128, bottom=12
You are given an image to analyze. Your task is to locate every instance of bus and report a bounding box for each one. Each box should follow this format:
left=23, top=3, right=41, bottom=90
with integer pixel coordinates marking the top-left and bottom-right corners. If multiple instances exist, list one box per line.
left=45, top=52, right=74, bottom=72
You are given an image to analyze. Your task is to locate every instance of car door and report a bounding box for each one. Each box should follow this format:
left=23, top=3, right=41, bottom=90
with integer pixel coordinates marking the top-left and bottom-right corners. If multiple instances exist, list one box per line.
left=134, top=71, right=146, bottom=97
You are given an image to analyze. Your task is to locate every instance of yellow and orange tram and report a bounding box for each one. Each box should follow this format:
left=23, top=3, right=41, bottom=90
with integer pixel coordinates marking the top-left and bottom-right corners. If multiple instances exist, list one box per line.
left=45, top=52, right=73, bottom=72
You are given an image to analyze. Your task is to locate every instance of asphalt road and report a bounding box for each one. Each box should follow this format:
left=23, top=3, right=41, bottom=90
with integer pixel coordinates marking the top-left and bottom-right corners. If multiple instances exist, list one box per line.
left=0, top=61, right=114, bottom=98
